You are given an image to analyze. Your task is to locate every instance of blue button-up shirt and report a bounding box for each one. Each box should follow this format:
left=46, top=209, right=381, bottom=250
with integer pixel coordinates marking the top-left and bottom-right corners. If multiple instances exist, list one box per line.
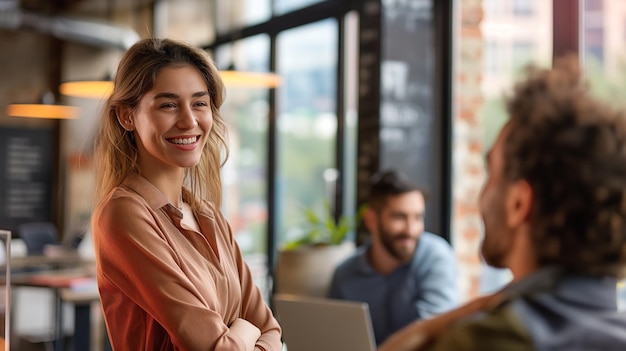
left=328, top=232, right=460, bottom=344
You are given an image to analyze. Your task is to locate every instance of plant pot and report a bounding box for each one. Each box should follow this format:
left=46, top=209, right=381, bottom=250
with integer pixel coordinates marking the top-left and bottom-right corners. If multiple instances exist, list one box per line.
left=274, top=241, right=356, bottom=298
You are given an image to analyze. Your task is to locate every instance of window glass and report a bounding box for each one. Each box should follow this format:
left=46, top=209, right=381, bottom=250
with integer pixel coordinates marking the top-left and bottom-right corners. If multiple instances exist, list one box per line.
left=215, top=35, right=272, bottom=298
left=480, top=1, right=552, bottom=150
left=513, top=0, right=534, bottom=16
left=452, top=0, right=552, bottom=300
left=154, top=0, right=214, bottom=46
left=342, top=11, right=360, bottom=225
left=582, top=0, right=626, bottom=307
left=275, top=19, right=338, bottom=247
left=583, top=0, right=626, bottom=109
left=274, top=0, right=325, bottom=16
left=214, top=0, right=271, bottom=34
left=480, top=0, right=552, bottom=293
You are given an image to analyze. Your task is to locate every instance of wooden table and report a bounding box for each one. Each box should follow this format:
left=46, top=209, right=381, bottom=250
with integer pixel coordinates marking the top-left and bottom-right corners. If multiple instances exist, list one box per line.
left=5, top=254, right=94, bottom=271
left=12, top=269, right=94, bottom=351
left=7, top=253, right=96, bottom=351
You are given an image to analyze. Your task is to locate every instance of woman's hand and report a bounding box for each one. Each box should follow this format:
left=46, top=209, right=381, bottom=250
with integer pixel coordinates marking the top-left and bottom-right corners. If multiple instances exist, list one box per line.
left=230, top=318, right=261, bottom=351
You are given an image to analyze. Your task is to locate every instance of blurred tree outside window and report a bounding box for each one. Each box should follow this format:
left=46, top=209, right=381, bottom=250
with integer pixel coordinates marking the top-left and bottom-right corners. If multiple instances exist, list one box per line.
left=452, top=0, right=552, bottom=299
left=275, top=19, right=338, bottom=247
left=583, top=0, right=626, bottom=110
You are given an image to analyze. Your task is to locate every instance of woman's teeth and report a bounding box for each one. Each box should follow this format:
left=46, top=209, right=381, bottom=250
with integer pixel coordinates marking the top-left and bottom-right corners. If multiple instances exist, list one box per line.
left=170, top=137, right=196, bottom=145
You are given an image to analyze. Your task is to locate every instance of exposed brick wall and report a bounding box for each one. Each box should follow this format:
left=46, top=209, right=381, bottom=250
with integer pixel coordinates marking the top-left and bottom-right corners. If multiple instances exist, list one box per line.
left=451, top=0, right=485, bottom=301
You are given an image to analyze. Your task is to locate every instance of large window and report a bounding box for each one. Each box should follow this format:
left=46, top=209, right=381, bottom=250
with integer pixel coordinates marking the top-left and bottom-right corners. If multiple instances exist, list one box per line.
left=209, top=0, right=355, bottom=299
left=275, top=19, right=338, bottom=246
left=215, top=35, right=273, bottom=297
left=479, top=0, right=552, bottom=294
left=581, top=0, right=626, bottom=308
left=452, top=0, right=552, bottom=300
left=583, top=0, right=626, bottom=109
left=204, top=0, right=626, bottom=304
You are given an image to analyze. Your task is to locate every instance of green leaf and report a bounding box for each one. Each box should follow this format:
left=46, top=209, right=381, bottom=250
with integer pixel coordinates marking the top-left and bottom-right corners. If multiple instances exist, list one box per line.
left=281, top=202, right=367, bottom=251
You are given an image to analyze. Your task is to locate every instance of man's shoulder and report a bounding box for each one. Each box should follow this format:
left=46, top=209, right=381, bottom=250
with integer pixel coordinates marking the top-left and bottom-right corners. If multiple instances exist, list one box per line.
left=429, top=301, right=533, bottom=351
left=508, top=279, right=626, bottom=351
left=415, top=232, right=455, bottom=260
left=334, top=247, right=367, bottom=273
left=420, top=232, right=452, bottom=247
left=431, top=286, right=626, bottom=351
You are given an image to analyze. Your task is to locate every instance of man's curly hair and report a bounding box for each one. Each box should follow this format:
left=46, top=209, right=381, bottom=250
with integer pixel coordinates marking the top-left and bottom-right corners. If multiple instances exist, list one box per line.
left=503, top=55, right=626, bottom=277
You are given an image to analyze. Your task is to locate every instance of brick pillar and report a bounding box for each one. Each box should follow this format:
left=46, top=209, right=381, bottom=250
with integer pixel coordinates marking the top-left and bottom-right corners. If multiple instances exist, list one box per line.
left=451, top=0, right=484, bottom=301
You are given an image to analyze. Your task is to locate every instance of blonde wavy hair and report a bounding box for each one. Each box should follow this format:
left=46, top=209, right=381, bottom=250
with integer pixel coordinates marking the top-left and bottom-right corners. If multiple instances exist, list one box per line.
left=93, top=38, right=229, bottom=210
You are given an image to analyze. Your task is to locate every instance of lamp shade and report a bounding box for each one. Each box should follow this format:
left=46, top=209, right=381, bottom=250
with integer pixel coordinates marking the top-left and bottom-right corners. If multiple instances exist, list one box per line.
left=59, top=80, right=114, bottom=99
left=6, top=104, right=79, bottom=119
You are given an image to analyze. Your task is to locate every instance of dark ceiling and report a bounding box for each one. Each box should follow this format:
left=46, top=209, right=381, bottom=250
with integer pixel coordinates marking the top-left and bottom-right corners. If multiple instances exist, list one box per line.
left=0, top=0, right=152, bottom=49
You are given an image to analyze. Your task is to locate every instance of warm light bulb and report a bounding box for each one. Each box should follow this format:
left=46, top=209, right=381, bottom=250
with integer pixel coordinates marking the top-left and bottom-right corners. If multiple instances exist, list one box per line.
left=6, top=104, right=79, bottom=119
left=220, top=71, right=282, bottom=88
left=59, top=81, right=114, bottom=99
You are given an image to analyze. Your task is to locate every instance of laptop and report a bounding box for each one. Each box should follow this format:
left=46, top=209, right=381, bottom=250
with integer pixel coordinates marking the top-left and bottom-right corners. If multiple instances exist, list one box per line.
left=273, top=293, right=377, bottom=351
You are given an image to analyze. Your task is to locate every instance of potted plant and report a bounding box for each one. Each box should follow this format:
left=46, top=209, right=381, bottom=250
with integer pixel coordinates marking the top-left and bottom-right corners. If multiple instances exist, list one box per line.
left=274, top=203, right=365, bottom=297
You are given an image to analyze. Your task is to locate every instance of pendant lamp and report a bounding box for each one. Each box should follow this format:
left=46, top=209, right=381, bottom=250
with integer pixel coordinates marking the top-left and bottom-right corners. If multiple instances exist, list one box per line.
left=59, top=80, right=114, bottom=99
left=59, top=69, right=280, bottom=99
left=220, top=69, right=282, bottom=88
left=6, top=92, right=79, bottom=119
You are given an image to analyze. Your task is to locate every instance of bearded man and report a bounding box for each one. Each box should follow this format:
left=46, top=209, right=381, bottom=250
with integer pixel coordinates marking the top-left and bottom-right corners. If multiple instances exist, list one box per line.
left=328, top=170, right=459, bottom=345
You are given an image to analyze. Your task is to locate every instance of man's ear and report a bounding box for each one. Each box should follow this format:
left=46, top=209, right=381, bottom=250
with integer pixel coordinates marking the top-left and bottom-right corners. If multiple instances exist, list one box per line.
left=116, top=106, right=134, bottom=131
left=506, top=179, right=533, bottom=228
left=363, top=208, right=377, bottom=234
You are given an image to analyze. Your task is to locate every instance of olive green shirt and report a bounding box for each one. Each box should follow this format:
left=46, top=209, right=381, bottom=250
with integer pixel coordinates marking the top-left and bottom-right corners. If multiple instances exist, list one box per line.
left=429, top=302, right=533, bottom=351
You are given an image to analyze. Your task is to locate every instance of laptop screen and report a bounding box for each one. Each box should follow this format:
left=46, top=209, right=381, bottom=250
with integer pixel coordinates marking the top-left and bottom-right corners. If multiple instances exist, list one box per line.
left=273, top=293, right=377, bottom=351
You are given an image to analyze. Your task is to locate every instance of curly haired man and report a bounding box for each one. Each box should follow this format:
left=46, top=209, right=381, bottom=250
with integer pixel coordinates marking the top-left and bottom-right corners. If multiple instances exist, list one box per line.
left=379, top=56, right=626, bottom=351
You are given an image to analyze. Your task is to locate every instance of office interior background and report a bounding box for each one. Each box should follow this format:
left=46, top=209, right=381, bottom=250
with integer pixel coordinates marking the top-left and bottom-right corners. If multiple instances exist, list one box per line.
left=1, top=0, right=625, bottom=304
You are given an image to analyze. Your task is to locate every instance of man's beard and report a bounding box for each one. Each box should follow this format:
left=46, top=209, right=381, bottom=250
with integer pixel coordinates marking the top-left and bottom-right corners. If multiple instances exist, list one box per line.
left=379, top=224, right=419, bottom=264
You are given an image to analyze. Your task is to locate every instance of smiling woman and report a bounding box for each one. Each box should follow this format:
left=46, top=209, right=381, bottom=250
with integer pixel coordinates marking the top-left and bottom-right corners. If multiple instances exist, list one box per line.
left=90, top=38, right=282, bottom=351
left=116, top=65, right=213, bottom=176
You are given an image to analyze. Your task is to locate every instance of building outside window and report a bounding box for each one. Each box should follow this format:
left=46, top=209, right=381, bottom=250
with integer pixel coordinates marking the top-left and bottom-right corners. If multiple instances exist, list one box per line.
left=275, top=19, right=339, bottom=246
left=215, top=35, right=273, bottom=298
left=581, top=0, right=626, bottom=307
left=452, top=0, right=552, bottom=299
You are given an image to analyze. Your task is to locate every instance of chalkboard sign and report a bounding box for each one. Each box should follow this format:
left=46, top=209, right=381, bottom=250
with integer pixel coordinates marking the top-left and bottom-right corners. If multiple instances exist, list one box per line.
left=0, top=127, right=55, bottom=234
left=357, top=0, right=442, bottom=235
left=380, top=0, right=441, bottom=231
